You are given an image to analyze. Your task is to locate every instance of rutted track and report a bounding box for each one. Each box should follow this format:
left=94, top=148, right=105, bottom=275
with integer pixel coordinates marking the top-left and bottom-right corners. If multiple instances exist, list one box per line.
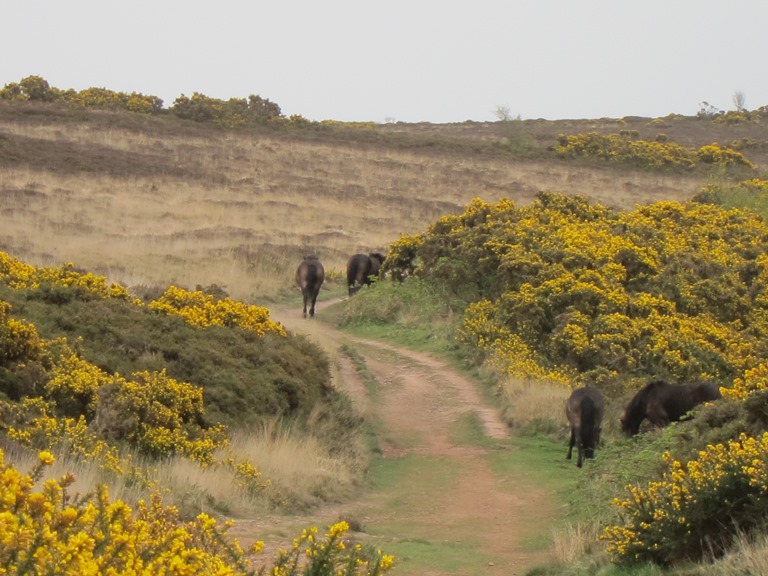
left=232, top=297, right=560, bottom=575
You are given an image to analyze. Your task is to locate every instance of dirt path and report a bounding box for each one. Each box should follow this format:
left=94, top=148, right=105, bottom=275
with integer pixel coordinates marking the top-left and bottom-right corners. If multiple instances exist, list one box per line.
left=232, top=297, right=560, bottom=575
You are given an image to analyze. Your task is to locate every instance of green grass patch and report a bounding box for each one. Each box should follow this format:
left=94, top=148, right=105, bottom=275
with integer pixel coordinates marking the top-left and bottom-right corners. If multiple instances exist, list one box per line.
left=337, top=278, right=464, bottom=355
left=339, top=344, right=380, bottom=400
left=381, top=539, right=491, bottom=576
left=448, top=411, right=495, bottom=449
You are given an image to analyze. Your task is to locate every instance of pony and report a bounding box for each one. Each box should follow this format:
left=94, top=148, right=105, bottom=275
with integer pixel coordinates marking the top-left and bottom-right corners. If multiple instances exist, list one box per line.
left=346, top=252, right=385, bottom=297
left=295, top=255, right=324, bottom=318
left=620, top=380, right=722, bottom=436
left=566, top=386, right=605, bottom=468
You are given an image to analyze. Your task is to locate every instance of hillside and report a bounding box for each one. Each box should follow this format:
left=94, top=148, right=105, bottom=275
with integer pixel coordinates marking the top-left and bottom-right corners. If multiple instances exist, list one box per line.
left=4, top=95, right=768, bottom=574
left=2, top=100, right=766, bottom=302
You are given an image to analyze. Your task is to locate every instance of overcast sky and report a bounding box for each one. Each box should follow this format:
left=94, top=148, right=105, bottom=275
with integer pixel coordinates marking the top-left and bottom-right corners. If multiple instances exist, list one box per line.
left=3, top=1, right=767, bottom=124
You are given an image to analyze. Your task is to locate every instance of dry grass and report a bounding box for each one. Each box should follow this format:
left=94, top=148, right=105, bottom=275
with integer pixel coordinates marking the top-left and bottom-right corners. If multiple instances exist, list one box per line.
left=0, top=415, right=362, bottom=519
left=225, top=423, right=363, bottom=510
left=709, top=530, right=768, bottom=575
left=552, top=522, right=605, bottom=564
left=0, top=102, right=717, bottom=303
left=499, top=378, right=572, bottom=433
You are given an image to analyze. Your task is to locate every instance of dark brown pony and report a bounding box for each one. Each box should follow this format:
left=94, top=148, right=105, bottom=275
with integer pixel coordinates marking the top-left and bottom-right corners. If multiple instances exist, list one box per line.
left=566, top=387, right=605, bottom=468
left=295, top=256, right=324, bottom=318
left=621, top=380, right=722, bottom=436
left=346, top=252, right=385, bottom=297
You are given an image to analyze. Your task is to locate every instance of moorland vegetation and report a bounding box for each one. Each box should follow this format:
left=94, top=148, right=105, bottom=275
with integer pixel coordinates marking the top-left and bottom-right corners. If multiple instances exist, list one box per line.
left=3, top=75, right=768, bottom=574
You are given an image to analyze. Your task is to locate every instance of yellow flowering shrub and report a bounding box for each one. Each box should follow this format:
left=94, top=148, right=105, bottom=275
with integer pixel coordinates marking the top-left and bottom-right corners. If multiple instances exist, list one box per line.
left=0, top=251, right=131, bottom=301
left=381, top=233, right=424, bottom=281
left=0, top=448, right=394, bottom=576
left=0, top=449, right=250, bottom=574
left=552, top=132, right=755, bottom=171
left=411, top=193, right=768, bottom=388
left=94, top=369, right=229, bottom=464
left=722, top=363, right=768, bottom=400
left=44, top=348, right=121, bottom=418
left=603, top=433, right=768, bottom=565
left=696, top=142, right=755, bottom=169
left=1, top=397, right=128, bottom=477
left=0, top=301, right=44, bottom=366
left=270, top=521, right=395, bottom=576
left=149, top=286, right=285, bottom=337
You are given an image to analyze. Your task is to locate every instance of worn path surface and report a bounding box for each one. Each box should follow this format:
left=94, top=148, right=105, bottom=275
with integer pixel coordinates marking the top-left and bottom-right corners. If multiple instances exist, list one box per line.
left=231, top=297, right=561, bottom=576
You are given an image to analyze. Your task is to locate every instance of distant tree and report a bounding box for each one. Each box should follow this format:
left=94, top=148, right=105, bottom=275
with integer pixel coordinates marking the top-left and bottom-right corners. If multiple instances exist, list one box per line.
left=0, top=75, right=57, bottom=102
left=733, top=90, right=746, bottom=112
left=697, top=101, right=722, bottom=118
left=494, top=104, right=513, bottom=122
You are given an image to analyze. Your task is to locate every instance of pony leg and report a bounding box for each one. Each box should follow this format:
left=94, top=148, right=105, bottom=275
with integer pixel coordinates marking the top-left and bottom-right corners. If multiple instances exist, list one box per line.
left=567, top=430, right=575, bottom=460
left=573, top=427, right=584, bottom=467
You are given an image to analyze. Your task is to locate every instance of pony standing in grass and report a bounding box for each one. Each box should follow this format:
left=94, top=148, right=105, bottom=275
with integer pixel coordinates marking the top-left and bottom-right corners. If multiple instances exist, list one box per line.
left=566, top=386, right=605, bottom=468
left=620, top=380, right=721, bottom=436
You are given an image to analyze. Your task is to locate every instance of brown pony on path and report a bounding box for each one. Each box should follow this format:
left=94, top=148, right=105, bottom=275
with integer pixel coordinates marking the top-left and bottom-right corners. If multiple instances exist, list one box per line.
left=620, top=380, right=722, bottom=436
left=566, top=386, right=605, bottom=468
left=295, top=256, right=324, bottom=318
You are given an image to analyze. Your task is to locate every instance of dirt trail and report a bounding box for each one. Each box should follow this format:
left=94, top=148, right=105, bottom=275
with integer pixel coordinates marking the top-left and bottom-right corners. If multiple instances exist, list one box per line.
left=232, top=297, right=560, bottom=575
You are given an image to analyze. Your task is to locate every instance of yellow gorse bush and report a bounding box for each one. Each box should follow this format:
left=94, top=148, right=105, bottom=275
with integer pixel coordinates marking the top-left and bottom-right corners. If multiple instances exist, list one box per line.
left=0, top=448, right=394, bottom=575
left=722, top=362, right=768, bottom=400
left=412, top=194, right=768, bottom=389
left=603, top=432, right=768, bottom=565
left=0, top=448, right=258, bottom=575
left=0, top=251, right=132, bottom=301
left=270, top=520, right=395, bottom=576
left=553, top=132, right=754, bottom=170
left=2, top=397, right=132, bottom=479
left=0, top=302, right=44, bottom=365
left=149, top=286, right=285, bottom=337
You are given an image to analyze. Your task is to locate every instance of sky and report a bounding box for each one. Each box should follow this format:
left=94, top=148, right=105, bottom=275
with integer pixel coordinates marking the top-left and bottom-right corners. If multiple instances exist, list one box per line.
left=3, top=1, right=767, bottom=124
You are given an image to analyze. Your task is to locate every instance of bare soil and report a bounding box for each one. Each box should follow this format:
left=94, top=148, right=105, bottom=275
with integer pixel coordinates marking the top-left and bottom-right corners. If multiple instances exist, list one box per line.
left=231, top=298, right=561, bottom=576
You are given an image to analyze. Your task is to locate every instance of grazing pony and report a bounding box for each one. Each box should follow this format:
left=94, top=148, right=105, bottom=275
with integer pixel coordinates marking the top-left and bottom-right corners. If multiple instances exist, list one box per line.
left=295, top=256, right=324, bottom=318
left=566, top=386, right=605, bottom=468
left=621, top=380, right=722, bottom=436
left=346, top=252, right=385, bottom=297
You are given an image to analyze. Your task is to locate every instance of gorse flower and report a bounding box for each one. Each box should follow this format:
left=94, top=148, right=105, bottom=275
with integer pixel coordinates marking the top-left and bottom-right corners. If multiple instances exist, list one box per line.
left=603, top=432, right=768, bottom=565
left=149, top=285, right=286, bottom=336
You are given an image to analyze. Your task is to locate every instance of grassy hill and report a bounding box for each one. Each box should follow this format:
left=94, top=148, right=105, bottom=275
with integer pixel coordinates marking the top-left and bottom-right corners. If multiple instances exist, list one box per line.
left=2, top=99, right=766, bottom=303
left=2, top=94, right=768, bottom=574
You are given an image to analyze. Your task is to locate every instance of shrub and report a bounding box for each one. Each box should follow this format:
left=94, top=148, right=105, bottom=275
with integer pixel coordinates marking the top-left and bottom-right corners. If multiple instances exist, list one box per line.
left=0, top=448, right=394, bottom=576
left=552, top=132, right=756, bottom=172
left=171, top=92, right=282, bottom=127
left=603, top=432, right=768, bottom=565
left=149, top=285, right=285, bottom=337
left=403, top=194, right=768, bottom=391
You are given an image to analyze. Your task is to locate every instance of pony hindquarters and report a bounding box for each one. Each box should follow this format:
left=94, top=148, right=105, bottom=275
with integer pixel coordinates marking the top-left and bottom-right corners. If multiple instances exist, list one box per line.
left=566, top=386, right=605, bottom=468
left=347, top=252, right=384, bottom=297
left=295, top=256, right=325, bottom=318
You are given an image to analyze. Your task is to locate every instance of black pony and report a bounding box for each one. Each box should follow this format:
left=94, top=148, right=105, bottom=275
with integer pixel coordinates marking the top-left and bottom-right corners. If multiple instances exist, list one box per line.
left=295, top=255, right=325, bottom=318
left=346, top=252, right=385, bottom=297
left=621, top=380, right=722, bottom=436
left=566, top=386, right=605, bottom=468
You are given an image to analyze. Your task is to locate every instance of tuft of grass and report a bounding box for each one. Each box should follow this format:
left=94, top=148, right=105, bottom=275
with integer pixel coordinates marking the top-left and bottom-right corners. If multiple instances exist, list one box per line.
left=224, top=422, right=367, bottom=512
left=498, top=378, right=571, bottom=435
